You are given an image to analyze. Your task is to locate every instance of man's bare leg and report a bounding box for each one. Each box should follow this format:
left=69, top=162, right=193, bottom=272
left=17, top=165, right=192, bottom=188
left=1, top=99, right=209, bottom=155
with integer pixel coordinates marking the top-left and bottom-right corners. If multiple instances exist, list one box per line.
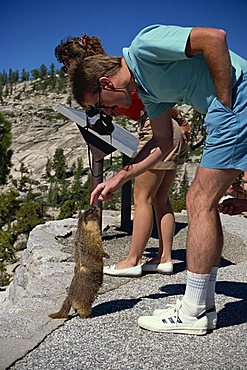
left=186, top=166, right=240, bottom=273
left=181, top=166, right=240, bottom=317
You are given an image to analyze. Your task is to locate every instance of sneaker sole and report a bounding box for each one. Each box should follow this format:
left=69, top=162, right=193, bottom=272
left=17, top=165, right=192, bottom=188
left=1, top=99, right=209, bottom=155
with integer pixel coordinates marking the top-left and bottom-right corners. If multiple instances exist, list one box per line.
left=138, top=317, right=207, bottom=335
left=153, top=309, right=217, bottom=330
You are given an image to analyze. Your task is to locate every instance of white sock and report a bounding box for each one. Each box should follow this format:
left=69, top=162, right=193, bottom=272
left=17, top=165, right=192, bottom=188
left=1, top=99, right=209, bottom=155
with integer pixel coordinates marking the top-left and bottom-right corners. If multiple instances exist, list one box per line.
left=181, top=270, right=210, bottom=317
left=206, top=267, right=218, bottom=310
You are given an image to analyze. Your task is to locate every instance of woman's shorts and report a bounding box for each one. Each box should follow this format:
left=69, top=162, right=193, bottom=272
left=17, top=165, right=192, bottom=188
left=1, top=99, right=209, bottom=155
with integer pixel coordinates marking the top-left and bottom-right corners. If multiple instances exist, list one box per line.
left=137, top=118, right=188, bottom=170
left=201, top=71, right=247, bottom=170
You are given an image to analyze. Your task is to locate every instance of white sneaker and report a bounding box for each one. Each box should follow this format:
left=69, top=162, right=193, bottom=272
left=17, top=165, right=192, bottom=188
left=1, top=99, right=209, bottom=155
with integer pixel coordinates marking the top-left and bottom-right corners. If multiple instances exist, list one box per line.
left=153, top=304, right=217, bottom=330
left=138, top=299, right=208, bottom=335
left=103, top=264, right=142, bottom=277
left=142, top=261, right=173, bottom=274
left=206, top=306, right=217, bottom=330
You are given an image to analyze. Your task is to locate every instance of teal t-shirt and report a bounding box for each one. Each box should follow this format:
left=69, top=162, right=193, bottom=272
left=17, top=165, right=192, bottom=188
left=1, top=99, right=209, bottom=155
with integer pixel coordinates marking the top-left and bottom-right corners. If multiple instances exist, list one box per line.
left=123, top=24, right=247, bottom=120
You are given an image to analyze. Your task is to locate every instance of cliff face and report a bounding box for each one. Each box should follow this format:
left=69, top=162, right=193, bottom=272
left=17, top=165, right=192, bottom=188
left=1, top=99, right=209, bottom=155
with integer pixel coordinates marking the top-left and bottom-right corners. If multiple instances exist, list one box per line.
left=0, top=78, right=198, bottom=191
left=0, top=79, right=89, bottom=183
left=1, top=77, right=197, bottom=172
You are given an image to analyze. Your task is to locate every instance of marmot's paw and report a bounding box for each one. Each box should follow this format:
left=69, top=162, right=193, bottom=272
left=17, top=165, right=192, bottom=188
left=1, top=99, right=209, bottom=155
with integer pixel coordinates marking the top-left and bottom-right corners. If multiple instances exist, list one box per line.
left=48, top=311, right=68, bottom=319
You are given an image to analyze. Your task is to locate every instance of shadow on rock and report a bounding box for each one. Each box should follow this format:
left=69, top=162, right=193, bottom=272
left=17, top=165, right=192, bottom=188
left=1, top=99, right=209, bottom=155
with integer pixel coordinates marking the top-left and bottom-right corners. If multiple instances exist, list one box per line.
left=92, top=292, right=170, bottom=317
left=92, top=297, right=142, bottom=317
left=216, top=281, right=247, bottom=299
left=217, top=299, right=247, bottom=328
left=159, top=281, right=247, bottom=299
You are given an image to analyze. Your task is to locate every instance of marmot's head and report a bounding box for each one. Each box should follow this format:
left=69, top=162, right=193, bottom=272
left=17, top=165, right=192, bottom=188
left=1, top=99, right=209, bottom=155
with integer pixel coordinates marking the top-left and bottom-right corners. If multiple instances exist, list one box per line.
left=77, top=207, right=101, bottom=236
left=79, top=206, right=100, bottom=224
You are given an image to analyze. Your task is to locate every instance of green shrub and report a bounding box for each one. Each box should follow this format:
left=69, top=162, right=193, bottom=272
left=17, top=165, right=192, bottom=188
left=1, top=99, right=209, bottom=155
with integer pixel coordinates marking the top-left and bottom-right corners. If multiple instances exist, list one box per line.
left=0, top=230, right=15, bottom=262
left=15, top=200, right=45, bottom=235
left=170, top=197, right=187, bottom=213
left=58, top=199, right=77, bottom=219
left=0, top=262, right=10, bottom=286
left=0, top=189, right=20, bottom=228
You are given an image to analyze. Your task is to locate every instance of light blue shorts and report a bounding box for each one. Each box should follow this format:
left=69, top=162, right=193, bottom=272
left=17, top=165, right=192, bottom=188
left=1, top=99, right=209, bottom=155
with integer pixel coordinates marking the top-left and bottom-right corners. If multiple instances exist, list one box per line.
left=201, top=71, right=247, bottom=170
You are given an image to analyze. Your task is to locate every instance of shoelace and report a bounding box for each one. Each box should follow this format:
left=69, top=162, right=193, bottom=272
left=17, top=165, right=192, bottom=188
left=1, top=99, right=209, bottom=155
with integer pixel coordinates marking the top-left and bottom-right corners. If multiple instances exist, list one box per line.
left=160, top=299, right=182, bottom=325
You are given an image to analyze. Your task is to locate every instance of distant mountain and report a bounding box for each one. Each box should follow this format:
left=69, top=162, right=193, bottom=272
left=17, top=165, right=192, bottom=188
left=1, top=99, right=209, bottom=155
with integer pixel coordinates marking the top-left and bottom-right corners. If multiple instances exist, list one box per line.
left=0, top=78, right=89, bottom=184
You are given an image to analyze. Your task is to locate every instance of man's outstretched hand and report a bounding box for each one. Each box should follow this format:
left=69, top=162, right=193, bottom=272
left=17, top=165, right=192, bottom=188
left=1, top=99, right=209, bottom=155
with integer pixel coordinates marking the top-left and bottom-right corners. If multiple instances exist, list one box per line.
left=90, top=182, right=113, bottom=204
left=90, top=174, right=125, bottom=205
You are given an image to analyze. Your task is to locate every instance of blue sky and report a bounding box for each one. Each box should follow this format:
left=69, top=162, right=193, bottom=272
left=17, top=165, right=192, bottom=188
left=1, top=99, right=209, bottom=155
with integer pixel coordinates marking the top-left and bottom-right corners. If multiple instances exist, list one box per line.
left=1, top=0, right=247, bottom=73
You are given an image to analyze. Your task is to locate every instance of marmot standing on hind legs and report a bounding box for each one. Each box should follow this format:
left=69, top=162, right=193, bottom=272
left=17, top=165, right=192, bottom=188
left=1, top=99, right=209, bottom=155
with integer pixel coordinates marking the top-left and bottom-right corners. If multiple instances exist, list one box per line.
left=49, top=206, right=108, bottom=319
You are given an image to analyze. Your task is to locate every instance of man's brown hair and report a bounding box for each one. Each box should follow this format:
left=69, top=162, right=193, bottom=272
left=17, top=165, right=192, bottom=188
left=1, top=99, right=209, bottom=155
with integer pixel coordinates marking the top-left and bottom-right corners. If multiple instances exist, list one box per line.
left=68, top=55, right=122, bottom=107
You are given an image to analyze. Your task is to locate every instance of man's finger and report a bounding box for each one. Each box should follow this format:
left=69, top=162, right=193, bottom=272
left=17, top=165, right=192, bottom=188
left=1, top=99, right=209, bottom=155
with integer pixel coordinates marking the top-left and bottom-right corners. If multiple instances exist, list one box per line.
left=90, top=184, right=105, bottom=205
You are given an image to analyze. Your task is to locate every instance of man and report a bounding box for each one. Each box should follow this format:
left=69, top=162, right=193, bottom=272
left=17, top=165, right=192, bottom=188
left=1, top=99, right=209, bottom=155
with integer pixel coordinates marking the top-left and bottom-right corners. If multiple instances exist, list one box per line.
left=68, top=25, right=247, bottom=335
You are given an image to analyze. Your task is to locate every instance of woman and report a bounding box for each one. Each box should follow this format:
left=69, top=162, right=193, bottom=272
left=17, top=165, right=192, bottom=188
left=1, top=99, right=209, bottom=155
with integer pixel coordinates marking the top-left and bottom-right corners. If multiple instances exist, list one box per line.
left=104, top=103, right=188, bottom=276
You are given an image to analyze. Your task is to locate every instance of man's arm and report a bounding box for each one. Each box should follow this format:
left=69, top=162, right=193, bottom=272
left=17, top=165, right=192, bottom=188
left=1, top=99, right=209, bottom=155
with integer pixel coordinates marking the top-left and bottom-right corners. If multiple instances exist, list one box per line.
left=186, top=27, right=232, bottom=108
left=90, top=110, right=174, bottom=204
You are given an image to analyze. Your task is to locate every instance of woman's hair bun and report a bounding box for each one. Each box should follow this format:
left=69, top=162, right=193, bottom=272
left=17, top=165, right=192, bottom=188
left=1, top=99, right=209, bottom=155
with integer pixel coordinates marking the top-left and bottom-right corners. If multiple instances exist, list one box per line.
left=54, top=33, right=106, bottom=71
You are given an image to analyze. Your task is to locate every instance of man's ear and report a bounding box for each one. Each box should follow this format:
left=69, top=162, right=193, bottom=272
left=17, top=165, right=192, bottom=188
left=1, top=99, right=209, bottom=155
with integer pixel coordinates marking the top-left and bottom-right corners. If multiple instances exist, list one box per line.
left=99, top=76, right=115, bottom=90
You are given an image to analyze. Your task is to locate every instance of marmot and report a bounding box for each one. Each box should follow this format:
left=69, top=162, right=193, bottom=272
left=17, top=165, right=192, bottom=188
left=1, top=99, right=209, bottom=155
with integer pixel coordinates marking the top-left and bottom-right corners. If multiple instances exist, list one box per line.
left=49, top=206, right=108, bottom=319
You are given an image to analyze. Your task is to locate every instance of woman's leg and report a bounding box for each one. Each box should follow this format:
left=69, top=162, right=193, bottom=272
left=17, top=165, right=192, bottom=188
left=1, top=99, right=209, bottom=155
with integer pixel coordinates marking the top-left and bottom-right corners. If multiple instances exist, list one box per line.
left=116, top=169, right=167, bottom=269
left=151, top=169, right=177, bottom=264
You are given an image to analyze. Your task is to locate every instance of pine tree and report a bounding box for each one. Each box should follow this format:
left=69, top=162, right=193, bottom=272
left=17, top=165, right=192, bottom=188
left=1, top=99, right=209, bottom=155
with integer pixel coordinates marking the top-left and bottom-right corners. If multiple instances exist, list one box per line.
left=40, top=64, right=48, bottom=79
left=49, top=63, right=56, bottom=89
left=21, top=68, right=29, bottom=82
left=52, top=148, right=67, bottom=180
left=49, top=63, right=55, bottom=78
left=45, top=158, right=53, bottom=179
left=31, top=69, right=40, bottom=80
left=0, top=113, right=13, bottom=185
left=0, top=70, right=8, bottom=85
left=0, top=81, right=3, bottom=103
left=71, top=157, right=85, bottom=202
left=8, top=68, right=13, bottom=84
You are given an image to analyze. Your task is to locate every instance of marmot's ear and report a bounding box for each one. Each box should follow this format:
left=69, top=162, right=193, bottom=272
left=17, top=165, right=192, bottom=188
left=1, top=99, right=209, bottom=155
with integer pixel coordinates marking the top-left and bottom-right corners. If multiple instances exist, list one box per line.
left=78, top=211, right=85, bottom=224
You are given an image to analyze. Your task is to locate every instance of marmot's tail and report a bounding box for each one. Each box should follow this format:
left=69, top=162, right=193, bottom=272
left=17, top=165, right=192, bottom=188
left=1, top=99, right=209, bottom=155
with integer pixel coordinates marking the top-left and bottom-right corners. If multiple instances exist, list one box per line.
left=49, top=297, right=71, bottom=319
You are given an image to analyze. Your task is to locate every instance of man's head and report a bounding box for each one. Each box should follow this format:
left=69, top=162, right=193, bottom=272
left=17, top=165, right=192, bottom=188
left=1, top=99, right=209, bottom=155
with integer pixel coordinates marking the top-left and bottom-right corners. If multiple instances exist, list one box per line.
left=68, top=55, right=133, bottom=115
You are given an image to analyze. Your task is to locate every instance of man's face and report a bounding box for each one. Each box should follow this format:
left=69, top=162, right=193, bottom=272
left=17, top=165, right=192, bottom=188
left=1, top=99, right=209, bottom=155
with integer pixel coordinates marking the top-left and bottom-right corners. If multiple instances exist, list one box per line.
left=84, top=82, right=132, bottom=116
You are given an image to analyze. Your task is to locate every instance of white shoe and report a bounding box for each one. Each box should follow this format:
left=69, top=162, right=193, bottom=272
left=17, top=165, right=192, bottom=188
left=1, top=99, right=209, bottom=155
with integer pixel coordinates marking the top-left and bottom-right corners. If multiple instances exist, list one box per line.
left=153, top=304, right=217, bottom=330
left=103, top=264, right=142, bottom=277
left=138, top=299, right=208, bottom=335
left=206, top=306, right=217, bottom=330
left=142, top=261, right=173, bottom=274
